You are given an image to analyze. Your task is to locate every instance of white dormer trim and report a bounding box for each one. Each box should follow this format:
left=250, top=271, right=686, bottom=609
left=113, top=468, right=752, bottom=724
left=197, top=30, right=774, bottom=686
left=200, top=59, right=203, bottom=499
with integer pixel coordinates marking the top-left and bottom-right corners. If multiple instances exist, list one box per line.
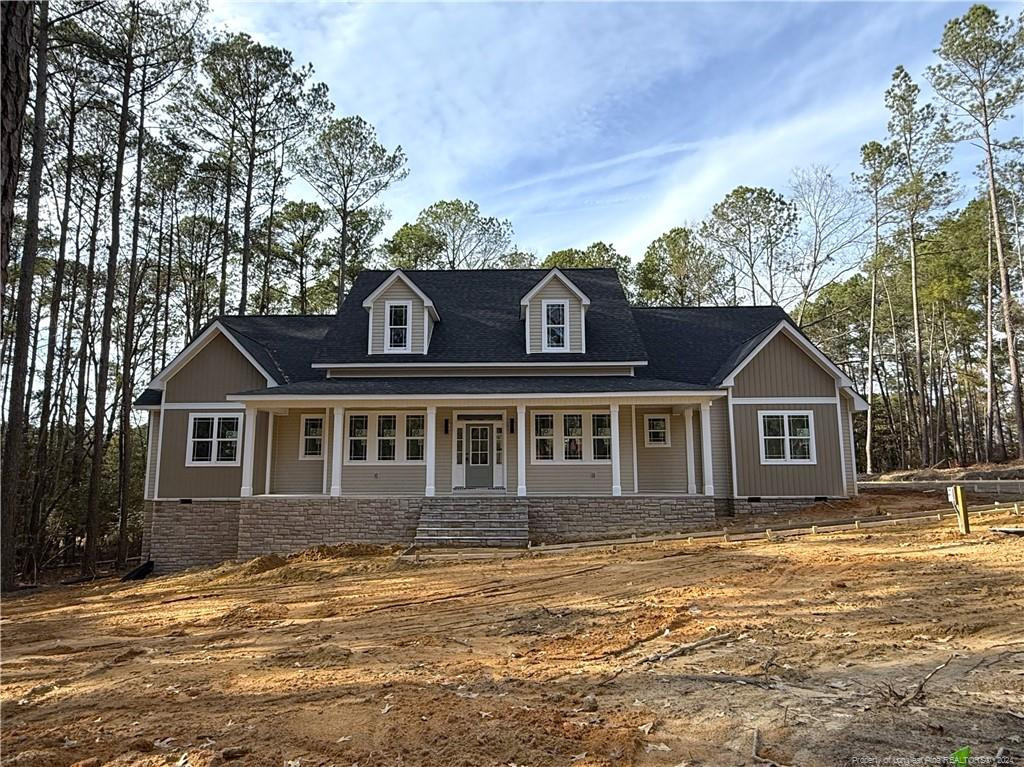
left=362, top=269, right=439, bottom=321
left=146, top=320, right=277, bottom=391
left=520, top=268, right=591, bottom=309
left=721, top=321, right=868, bottom=410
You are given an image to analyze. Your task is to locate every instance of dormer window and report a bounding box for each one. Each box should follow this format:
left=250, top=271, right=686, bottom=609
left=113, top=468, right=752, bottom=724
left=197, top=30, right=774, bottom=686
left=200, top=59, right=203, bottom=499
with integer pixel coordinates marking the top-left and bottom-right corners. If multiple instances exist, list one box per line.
left=542, top=300, right=568, bottom=352
left=386, top=301, right=411, bottom=352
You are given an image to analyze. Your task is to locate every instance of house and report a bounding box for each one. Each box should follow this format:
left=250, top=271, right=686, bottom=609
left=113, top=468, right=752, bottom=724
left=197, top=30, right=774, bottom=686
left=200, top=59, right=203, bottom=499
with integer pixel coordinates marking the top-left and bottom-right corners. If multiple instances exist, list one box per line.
left=136, top=267, right=867, bottom=570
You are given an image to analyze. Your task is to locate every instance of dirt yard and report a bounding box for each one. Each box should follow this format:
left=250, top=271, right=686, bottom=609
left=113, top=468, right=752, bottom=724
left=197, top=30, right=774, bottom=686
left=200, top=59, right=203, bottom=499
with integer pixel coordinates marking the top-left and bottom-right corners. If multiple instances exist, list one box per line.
left=3, top=511, right=1023, bottom=767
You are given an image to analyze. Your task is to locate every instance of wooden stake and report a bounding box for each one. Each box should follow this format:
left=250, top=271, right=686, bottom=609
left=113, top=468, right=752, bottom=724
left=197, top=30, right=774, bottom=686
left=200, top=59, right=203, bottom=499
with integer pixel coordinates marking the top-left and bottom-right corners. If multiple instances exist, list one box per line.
left=953, top=485, right=969, bottom=534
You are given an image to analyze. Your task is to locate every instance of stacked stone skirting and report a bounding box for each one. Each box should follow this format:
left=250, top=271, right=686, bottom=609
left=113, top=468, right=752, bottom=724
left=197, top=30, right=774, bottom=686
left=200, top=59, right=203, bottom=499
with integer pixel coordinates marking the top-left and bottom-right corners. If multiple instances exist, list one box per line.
left=144, top=494, right=773, bottom=571
left=729, top=497, right=823, bottom=515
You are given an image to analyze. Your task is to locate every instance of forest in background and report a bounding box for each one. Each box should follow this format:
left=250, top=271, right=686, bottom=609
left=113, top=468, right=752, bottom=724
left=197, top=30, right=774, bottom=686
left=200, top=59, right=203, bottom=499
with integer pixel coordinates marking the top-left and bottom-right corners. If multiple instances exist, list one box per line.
left=0, top=1, right=1021, bottom=587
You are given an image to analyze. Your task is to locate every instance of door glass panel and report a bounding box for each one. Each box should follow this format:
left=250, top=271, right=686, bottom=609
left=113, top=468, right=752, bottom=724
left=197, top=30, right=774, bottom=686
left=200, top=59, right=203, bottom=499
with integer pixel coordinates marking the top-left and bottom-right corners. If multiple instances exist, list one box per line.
left=469, top=426, right=489, bottom=466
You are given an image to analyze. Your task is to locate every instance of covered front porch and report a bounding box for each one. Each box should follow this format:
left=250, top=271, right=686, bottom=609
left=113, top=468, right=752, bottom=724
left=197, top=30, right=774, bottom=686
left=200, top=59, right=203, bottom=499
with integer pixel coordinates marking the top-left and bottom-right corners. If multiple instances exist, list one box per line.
left=231, top=394, right=726, bottom=500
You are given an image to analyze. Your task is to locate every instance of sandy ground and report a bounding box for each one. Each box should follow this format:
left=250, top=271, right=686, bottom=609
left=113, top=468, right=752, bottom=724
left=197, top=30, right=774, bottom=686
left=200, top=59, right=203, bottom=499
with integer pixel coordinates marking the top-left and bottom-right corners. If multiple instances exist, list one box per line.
left=3, top=512, right=1023, bottom=767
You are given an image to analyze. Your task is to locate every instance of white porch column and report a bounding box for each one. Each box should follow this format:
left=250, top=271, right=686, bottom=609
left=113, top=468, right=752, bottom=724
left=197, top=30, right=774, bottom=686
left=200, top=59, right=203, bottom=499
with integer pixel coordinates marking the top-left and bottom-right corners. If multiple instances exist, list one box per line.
left=425, top=406, right=437, bottom=497
left=700, top=402, right=714, bottom=496
left=240, top=406, right=257, bottom=497
left=610, top=403, right=621, bottom=496
left=684, top=407, right=696, bottom=495
left=331, top=406, right=344, bottom=496
left=516, top=404, right=527, bottom=496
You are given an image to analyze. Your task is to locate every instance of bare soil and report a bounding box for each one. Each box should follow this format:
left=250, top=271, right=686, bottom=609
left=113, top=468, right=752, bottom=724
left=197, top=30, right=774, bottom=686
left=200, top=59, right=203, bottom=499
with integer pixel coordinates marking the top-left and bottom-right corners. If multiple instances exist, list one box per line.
left=3, top=510, right=1023, bottom=767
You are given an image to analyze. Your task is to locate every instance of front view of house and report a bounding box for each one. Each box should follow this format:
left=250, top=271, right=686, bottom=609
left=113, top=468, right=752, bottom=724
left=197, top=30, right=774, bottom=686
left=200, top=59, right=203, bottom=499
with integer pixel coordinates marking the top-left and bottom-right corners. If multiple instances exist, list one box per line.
left=136, top=267, right=866, bottom=570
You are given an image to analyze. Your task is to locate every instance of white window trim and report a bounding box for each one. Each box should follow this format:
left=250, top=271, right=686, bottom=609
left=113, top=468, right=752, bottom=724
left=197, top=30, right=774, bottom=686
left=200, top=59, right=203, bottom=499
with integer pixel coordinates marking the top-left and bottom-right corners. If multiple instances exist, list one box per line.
left=541, top=299, right=569, bottom=353
left=343, top=410, right=427, bottom=465
left=530, top=410, right=612, bottom=464
left=185, top=412, right=243, bottom=467
left=299, top=414, right=325, bottom=461
left=644, top=414, right=672, bottom=448
left=384, top=300, right=413, bottom=353
left=758, top=409, right=817, bottom=465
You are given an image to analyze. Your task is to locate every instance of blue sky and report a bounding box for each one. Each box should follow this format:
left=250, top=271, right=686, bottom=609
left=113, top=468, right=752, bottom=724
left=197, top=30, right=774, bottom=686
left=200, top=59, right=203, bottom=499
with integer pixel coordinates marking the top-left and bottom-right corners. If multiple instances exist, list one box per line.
left=209, top=1, right=1019, bottom=260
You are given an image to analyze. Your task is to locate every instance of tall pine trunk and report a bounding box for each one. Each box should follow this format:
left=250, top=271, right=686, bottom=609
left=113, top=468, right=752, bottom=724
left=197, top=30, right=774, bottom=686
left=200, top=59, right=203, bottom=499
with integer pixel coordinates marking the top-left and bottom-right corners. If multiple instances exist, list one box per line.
left=84, top=5, right=136, bottom=575
left=2, top=1, right=47, bottom=590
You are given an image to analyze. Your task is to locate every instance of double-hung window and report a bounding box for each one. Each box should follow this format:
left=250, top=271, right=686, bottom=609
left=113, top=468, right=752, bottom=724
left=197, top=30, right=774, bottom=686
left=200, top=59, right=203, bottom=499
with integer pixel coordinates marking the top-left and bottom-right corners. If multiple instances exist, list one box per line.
left=405, top=415, right=425, bottom=461
left=534, top=414, right=555, bottom=460
left=300, top=415, right=324, bottom=459
left=348, top=415, right=369, bottom=461
left=187, top=413, right=241, bottom=466
left=385, top=301, right=411, bottom=352
left=592, top=414, right=612, bottom=460
left=347, top=412, right=427, bottom=463
left=377, top=415, right=397, bottom=460
left=563, top=414, right=583, bottom=460
left=542, top=300, right=567, bottom=351
left=759, top=411, right=815, bottom=464
left=533, top=412, right=612, bottom=462
left=644, top=415, right=670, bottom=447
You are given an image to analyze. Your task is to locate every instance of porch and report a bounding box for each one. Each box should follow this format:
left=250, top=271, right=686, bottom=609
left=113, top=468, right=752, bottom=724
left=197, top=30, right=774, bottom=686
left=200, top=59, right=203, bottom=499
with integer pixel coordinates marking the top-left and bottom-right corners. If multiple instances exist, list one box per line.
left=234, top=396, right=725, bottom=500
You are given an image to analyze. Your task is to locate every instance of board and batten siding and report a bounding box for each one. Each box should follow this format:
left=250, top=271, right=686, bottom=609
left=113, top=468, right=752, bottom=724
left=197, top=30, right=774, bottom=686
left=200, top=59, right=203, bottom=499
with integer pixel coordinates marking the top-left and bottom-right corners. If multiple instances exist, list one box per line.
left=158, top=410, right=243, bottom=498
left=732, top=332, right=836, bottom=398
left=732, top=403, right=844, bottom=497
left=527, top=278, right=584, bottom=353
left=368, top=280, right=426, bottom=354
left=145, top=411, right=161, bottom=499
left=840, top=394, right=856, bottom=495
left=163, top=332, right=266, bottom=402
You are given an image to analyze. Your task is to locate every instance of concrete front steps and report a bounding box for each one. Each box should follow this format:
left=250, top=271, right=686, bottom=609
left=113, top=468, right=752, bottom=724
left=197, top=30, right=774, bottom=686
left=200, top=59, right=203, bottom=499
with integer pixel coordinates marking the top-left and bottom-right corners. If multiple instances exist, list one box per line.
left=413, top=508, right=529, bottom=548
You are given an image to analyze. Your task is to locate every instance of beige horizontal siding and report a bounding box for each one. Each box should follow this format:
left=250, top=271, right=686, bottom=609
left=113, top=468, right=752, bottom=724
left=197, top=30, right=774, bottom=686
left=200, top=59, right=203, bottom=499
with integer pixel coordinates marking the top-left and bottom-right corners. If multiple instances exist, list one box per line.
left=164, top=332, right=266, bottom=402
left=710, top=400, right=731, bottom=497
left=527, top=278, right=584, bottom=353
left=271, top=409, right=327, bottom=494
left=634, top=407, right=688, bottom=494
left=733, top=333, right=836, bottom=398
left=343, top=465, right=426, bottom=495
left=841, top=394, right=856, bottom=495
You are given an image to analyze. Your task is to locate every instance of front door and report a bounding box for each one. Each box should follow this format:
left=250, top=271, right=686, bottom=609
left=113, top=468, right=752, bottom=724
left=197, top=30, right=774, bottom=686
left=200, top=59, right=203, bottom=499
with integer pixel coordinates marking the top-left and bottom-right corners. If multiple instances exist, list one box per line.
left=466, top=424, right=492, bottom=489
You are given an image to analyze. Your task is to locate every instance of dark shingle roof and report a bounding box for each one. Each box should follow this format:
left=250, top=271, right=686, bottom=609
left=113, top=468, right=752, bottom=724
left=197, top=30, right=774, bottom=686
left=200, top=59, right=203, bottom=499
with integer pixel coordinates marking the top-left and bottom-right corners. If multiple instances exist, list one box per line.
left=133, top=315, right=334, bottom=407
left=218, top=315, right=335, bottom=384
left=232, top=376, right=705, bottom=398
left=631, top=306, right=789, bottom=387
left=314, top=269, right=648, bottom=365
left=135, top=387, right=162, bottom=407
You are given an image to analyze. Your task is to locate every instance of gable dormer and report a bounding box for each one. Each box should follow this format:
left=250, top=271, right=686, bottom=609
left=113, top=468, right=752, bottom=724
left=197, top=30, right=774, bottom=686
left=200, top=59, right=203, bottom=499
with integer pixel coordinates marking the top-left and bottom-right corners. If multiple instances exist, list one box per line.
left=362, top=270, right=439, bottom=355
left=520, top=269, right=590, bottom=354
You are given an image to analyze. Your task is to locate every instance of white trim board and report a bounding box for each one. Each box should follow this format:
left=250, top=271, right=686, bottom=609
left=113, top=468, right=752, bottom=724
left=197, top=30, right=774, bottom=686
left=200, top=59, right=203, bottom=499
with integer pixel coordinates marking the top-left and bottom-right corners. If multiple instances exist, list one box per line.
left=313, top=360, right=649, bottom=369
left=227, top=390, right=729, bottom=403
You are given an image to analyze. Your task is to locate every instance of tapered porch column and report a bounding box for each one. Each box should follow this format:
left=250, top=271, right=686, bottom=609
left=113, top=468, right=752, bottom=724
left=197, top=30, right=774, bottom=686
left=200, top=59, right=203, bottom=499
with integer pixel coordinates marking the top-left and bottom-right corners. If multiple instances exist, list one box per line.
left=425, top=406, right=437, bottom=497
left=684, top=407, right=696, bottom=495
left=700, top=402, right=714, bottom=496
left=240, top=405, right=257, bottom=497
left=331, top=406, right=344, bottom=496
left=517, top=404, right=527, bottom=496
left=610, top=403, right=621, bottom=496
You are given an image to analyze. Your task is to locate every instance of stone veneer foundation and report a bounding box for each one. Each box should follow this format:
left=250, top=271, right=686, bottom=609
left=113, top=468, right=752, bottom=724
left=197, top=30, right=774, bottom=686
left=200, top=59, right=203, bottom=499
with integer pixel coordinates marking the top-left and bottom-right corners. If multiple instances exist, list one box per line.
left=143, top=495, right=723, bottom=571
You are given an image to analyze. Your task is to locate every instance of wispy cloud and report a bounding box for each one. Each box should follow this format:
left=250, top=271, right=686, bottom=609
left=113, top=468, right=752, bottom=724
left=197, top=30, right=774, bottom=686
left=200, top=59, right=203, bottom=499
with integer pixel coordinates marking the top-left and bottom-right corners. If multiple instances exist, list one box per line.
left=207, top=0, right=1000, bottom=259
